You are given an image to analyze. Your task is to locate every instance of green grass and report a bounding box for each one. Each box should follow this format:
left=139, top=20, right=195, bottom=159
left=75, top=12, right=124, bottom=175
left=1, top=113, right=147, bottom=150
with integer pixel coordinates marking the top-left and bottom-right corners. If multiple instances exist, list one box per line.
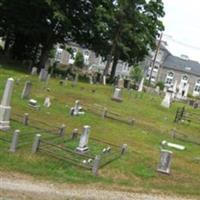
left=0, top=63, right=200, bottom=197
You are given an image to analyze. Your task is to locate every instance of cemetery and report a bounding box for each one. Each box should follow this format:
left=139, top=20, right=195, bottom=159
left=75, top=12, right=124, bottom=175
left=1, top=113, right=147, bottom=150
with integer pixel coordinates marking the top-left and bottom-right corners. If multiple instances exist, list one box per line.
left=0, top=64, right=200, bottom=198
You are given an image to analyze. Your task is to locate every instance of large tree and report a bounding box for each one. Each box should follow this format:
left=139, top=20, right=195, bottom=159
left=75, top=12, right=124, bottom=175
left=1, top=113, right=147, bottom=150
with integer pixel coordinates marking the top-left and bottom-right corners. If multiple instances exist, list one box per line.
left=89, top=0, right=165, bottom=80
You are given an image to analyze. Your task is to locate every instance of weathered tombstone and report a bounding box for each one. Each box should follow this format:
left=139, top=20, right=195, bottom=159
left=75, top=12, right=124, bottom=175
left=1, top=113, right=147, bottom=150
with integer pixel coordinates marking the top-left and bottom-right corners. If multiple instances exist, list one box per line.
left=92, top=155, right=101, bottom=176
left=32, top=134, right=41, bottom=153
left=89, top=75, right=93, bottom=85
left=0, top=78, right=14, bottom=130
left=103, top=75, right=106, bottom=85
left=70, top=100, right=84, bottom=116
left=117, top=78, right=124, bottom=89
left=58, top=124, right=66, bottom=136
left=138, top=77, right=144, bottom=92
left=101, top=107, right=108, bottom=119
left=120, top=144, right=128, bottom=155
left=155, top=86, right=160, bottom=95
left=157, top=149, right=172, bottom=174
left=22, top=113, right=29, bottom=126
left=76, top=125, right=90, bottom=153
left=111, top=87, right=123, bottom=102
left=39, top=68, right=48, bottom=81
left=28, top=99, right=40, bottom=110
left=161, top=88, right=173, bottom=108
left=71, top=128, right=78, bottom=139
left=45, top=74, right=51, bottom=87
left=21, top=81, right=32, bottom=99
left=72, top=73, right=79, bottom=87
left=43, top=97, right=51, bottom=108
left=10, top=129, right=20, bottom=152
left=31, top=67, right=38, bottom=75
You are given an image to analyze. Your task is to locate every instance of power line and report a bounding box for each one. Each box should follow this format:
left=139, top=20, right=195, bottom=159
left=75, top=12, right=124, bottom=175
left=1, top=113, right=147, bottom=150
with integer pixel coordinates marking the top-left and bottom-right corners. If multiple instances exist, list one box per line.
left=163, top=34, right=200, bottom=51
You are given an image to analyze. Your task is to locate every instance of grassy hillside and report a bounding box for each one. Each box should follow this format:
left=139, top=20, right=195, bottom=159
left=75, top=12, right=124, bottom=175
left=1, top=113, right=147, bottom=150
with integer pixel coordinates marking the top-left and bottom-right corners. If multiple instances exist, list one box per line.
left=0, top=63, right=200, bottom=197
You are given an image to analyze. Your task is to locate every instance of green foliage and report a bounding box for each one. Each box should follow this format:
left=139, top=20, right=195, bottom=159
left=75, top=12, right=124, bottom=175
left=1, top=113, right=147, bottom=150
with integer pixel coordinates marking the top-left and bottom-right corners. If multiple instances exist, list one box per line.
left=156, top=81, right=165, bottom=91
left=74, top=51, right=84, bottom=69
left=130, top=66, right=143, bottom=84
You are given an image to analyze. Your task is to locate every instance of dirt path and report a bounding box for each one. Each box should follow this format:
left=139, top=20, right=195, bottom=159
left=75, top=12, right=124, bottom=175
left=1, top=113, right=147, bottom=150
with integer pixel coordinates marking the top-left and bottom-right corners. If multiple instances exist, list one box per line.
left=0, top=172, right=197, bottom=200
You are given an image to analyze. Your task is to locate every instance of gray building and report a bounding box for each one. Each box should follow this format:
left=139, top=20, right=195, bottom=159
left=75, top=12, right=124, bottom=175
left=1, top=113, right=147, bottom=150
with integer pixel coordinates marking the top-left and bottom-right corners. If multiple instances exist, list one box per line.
left=54, top=43, right=131, bottom=78
left=145, top=42, right=200, bottom=98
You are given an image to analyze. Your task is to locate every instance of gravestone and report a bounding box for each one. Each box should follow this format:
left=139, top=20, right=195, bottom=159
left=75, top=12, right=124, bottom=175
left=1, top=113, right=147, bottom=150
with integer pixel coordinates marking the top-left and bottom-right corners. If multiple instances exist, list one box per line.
left=21, top=81, right=32, bottom=99
left=103, top=75, right=106, bottom=85
left=70, top=100, right=85, bottom=116
left=138, top=77, right=144, bottom=92
left=155, top=86, right=160, bottom=95
left=45, top=74, right=51, bottom=87
left=0, top=78, right=14, bottom=130
left=117, top=78, right=124, bottom=89
left=111, top=87, right=123, bottom=102
left=76, top=125, right=90, bottom=153
left=43, top=97, right=51, bottom=108
left=161, top=88, right=173, bottom=108
left=157, top=149, right=172, bottom=174
left=39, top=68, right=48, bottom=81
left=31, top=67, right=37, bottom=75
left=28, top=99, right=40, bottom=110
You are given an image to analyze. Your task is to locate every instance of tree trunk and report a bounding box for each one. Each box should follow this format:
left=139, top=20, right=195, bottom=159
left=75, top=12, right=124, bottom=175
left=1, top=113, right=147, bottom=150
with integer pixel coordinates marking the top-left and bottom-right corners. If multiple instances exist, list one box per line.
left=110, top=53, right=119, bottom=81
left=3, top=33, right=11, bottom=57
left=38, top=42, right=53, bottom=70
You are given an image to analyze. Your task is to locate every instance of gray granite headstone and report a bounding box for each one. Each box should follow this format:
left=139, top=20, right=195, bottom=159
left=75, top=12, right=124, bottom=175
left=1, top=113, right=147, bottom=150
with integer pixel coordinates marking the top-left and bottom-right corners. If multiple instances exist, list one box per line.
left=21, top=81, right=32, bottom=99
left=0, top=78, right=14, bottom=130
left=111, top=87, right=123, bottom=102
left=157, top=149, right=172, bottom=174
left=76, top=125, right=90, bottom=153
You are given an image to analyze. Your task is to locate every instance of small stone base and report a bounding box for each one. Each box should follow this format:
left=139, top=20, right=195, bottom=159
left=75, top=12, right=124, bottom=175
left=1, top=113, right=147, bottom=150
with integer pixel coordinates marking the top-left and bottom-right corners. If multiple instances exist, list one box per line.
left=157, top=168, right=170, bottom=175
left=76, top=146, right=89, bottom=154
left=111, top=97, right=123, bottom=102
left=0, top=120, right=10, bottom=131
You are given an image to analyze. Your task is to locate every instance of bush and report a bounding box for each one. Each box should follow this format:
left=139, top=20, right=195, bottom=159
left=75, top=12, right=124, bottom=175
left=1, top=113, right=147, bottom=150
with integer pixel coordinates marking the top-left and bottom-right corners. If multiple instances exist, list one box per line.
left=156, top=81, right=164, bottom=91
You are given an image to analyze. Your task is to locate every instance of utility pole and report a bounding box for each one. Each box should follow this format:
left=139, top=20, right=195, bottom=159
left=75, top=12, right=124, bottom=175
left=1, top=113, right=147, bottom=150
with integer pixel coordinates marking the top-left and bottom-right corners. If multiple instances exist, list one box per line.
left=148, top=33, right=163, bottom=85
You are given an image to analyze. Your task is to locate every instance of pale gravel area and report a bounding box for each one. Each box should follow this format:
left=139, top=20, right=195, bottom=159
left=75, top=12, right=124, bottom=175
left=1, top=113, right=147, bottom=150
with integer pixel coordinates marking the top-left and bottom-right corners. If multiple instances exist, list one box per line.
left=0, top=172, right=197, bottom=200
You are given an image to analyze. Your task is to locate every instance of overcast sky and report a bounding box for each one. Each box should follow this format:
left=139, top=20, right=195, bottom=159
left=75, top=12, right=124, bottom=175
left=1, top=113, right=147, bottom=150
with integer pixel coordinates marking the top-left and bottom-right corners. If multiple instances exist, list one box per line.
left=162, top=0, right=200, bottom=62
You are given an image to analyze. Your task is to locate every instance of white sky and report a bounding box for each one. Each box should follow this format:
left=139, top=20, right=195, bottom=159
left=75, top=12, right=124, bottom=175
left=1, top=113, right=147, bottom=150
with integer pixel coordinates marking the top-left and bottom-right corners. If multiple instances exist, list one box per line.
left=162, top=0, right=200, bottom=62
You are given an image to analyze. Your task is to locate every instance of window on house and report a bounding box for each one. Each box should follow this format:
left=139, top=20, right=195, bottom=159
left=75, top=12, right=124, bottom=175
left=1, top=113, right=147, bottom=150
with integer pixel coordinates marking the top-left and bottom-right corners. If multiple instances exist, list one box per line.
left=194, top=79, right=200, bottom=92
left=165, top=72, right=174, bottom=85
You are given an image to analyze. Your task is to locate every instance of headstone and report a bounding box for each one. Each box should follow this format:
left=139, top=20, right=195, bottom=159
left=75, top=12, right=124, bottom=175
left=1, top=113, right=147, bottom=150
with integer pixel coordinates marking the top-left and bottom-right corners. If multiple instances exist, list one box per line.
left=31, top=67, right=37, bottom=75
left=157, top=149, right=172, bottom=174
left=161, top=88, right=173, bottom=108
left=138, top=78, right=144, bottom=92
left=111, top=87, right=123, bottom=102
left=118, top=78, right=124, bottom=89
left=121, top=144, right=128, bottom=155
left=92, top=155, right=101, bottom=176
left=103, top=75, right=106, bottom=85
left=10, top=129, right=20, bottom=153
left=89, top=75, right=93, bottom=85
left=72, top=73, right=79, bottom=87
left=155, top=86, right=160, bottom=95
left=32, top=134, right=41, bottom=153
left=39, top=68, right=48, bottom=81
left=45, top=74, right=51, bottom=87
left=59, top=124, right=66, bottom=136
left=70, top=100, right=85, bottom=116
left=22, top=113, right=29, bottom=126
left=0, top=78, right=14, bottom=130
left=28, top=99, right=40, bottom=110
left=43, top=97, right=51, bottom=108
left=21, top=81, right=32, bottom=99
left=76, top=125, right=90, bottom=153
left=71, top=128, right=78, bottom=139
left=161, top=140, right=185, bottom=150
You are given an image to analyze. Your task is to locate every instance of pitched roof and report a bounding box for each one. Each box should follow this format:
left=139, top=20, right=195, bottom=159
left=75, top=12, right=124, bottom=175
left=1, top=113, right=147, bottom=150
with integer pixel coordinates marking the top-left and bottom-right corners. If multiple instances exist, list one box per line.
left=163, top=54, right=200, bottom=76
